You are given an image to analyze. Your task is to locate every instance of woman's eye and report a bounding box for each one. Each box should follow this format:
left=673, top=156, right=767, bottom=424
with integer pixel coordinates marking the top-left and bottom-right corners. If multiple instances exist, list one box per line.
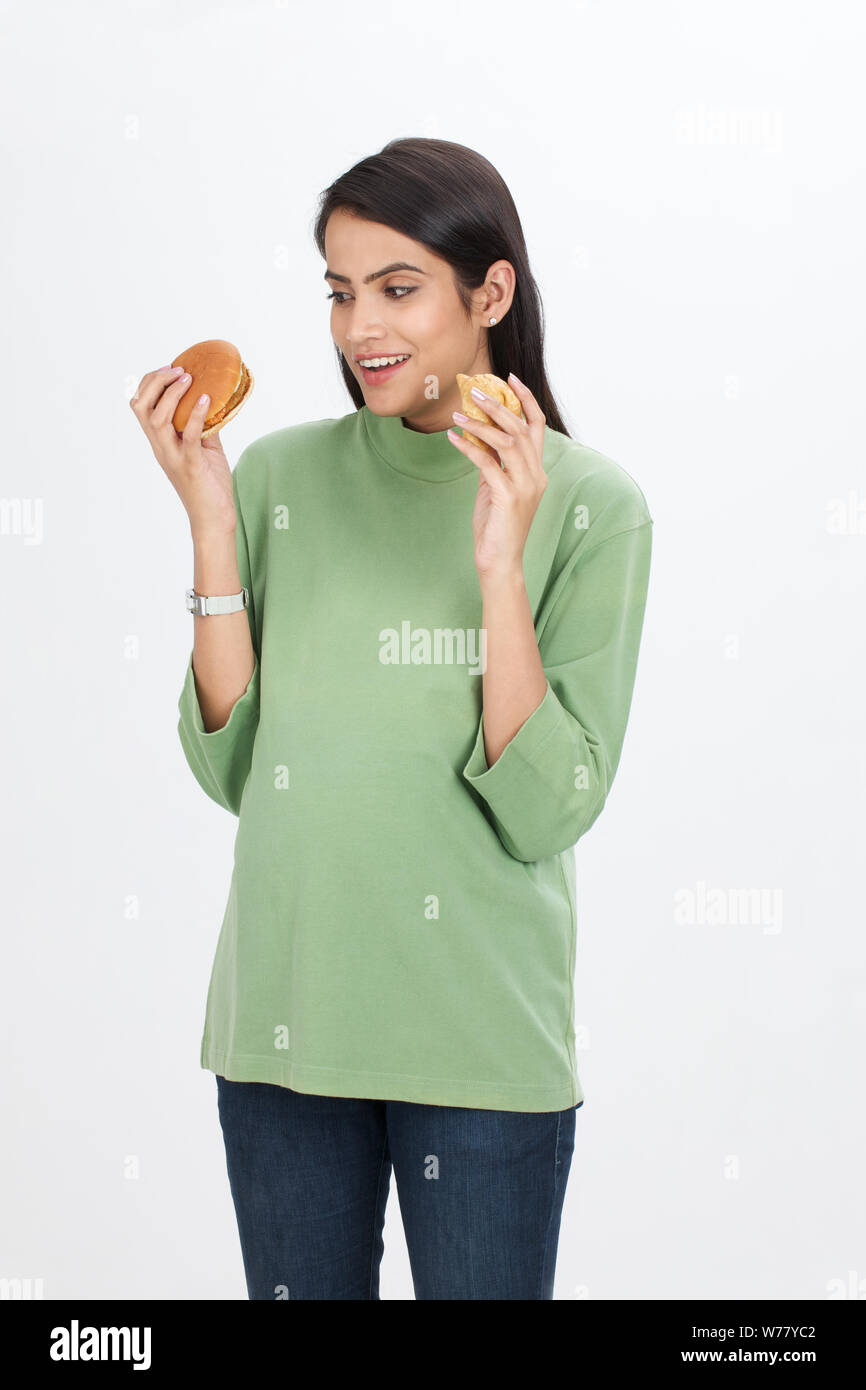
left=325, top=286, right=417, bottom=304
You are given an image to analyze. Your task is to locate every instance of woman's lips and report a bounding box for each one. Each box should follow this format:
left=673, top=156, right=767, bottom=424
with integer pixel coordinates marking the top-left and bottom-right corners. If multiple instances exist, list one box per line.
left=358, top=356, right=411, bottom=385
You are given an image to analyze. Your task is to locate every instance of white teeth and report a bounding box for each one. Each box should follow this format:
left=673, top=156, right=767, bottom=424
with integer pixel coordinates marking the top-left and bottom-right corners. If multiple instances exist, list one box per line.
left=359, top=354, right=409, bottom=368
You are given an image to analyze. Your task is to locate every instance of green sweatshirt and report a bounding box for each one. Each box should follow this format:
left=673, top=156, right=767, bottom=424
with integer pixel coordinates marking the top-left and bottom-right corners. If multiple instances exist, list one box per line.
left=177, top=405, right=652, bottom=1112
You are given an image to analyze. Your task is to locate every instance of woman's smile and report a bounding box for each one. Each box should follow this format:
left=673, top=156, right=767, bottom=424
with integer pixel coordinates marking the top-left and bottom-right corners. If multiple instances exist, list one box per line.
left=356, top=354, right=412, bottom=386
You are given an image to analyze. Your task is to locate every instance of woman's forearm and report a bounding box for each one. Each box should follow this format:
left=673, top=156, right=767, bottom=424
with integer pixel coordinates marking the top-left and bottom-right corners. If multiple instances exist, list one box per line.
left=191, top=529, right=256, bottom=733
left=478, top=569, right=547, bottom=767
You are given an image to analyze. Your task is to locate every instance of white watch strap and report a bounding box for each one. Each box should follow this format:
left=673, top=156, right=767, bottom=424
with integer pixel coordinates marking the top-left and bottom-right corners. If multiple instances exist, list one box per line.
left=186, top=587, right=249, bottom=616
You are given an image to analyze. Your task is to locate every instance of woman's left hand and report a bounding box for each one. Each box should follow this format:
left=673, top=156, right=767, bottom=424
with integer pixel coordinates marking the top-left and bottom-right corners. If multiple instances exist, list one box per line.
left=448, top=374, right=548, bottom=583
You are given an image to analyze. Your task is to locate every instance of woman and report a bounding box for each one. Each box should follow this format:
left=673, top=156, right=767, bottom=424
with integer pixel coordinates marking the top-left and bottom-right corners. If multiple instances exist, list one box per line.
left=131, top=137, right=653, bottom=1300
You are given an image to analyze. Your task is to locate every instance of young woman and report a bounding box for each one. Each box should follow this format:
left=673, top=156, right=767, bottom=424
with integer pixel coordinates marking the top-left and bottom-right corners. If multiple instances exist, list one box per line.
left=131, top=137, right=653, bottom=1300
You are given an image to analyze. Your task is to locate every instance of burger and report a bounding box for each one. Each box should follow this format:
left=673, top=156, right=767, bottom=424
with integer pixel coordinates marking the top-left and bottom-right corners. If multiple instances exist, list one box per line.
left=455, top=372, right=525, bottom=457
left=171, top=339, right=254, bottom=437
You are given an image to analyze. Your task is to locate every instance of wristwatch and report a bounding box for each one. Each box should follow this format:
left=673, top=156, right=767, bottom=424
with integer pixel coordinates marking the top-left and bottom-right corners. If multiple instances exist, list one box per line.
left=186, top=586, right=249, bottom=616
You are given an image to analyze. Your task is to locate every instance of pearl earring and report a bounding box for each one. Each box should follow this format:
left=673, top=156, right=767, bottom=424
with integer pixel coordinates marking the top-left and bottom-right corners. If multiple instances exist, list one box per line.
left=489, top=317, right=497, bottom=326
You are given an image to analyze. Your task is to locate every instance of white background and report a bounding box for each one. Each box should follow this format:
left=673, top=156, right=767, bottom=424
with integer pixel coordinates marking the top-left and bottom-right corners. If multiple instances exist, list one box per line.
left=2, top=0, right=863, bottom=1300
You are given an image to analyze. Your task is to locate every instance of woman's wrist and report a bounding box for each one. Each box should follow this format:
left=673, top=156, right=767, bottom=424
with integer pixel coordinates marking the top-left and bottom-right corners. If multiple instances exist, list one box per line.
left=192, top=529, right=242, bottom=595
left=478, top=565, right=526, bottom=600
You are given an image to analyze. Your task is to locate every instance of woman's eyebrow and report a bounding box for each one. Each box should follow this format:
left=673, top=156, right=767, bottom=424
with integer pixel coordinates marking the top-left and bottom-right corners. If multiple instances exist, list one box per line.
left=323, top=261, right=428, bottom=285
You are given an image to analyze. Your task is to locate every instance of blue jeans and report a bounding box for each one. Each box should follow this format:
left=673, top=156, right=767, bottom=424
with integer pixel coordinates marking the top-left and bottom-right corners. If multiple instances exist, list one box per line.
left=215, top=1075, right=579, bottom=1300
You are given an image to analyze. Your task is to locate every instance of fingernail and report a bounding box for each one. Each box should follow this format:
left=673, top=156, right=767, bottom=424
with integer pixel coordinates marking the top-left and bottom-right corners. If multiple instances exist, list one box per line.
left=470, top=386, right=487, bottom=400
left=508, top=371, right=523, bottom=386
left=453, top=410, right=469, bottom=422
left=198, top=393, right=209, bottom=406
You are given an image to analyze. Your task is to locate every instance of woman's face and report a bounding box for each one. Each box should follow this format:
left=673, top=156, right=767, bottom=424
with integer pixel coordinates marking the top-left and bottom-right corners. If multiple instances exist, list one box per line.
left=324, top=208, right=507, bottom=431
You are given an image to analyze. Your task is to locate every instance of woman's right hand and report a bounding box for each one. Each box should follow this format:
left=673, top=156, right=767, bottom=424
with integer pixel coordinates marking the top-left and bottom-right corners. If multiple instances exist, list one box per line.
left=130, top=365, right=238, bottom=537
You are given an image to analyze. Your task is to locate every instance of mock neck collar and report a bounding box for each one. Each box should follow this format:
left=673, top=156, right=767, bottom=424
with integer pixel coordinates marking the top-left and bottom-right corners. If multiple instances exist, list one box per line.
left=361, top=406, right=477, bottom=482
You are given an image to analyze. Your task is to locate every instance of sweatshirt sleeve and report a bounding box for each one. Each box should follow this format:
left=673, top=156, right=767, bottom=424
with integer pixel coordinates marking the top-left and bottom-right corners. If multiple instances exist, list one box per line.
left=176, top=464, right=261, bottom=817
left=461, top=519, right=652, bottom=863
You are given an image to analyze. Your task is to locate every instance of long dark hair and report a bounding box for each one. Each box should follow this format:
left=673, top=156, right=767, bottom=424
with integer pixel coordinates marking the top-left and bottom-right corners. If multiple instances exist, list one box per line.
left=312, top=137, right=573, bottom=438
